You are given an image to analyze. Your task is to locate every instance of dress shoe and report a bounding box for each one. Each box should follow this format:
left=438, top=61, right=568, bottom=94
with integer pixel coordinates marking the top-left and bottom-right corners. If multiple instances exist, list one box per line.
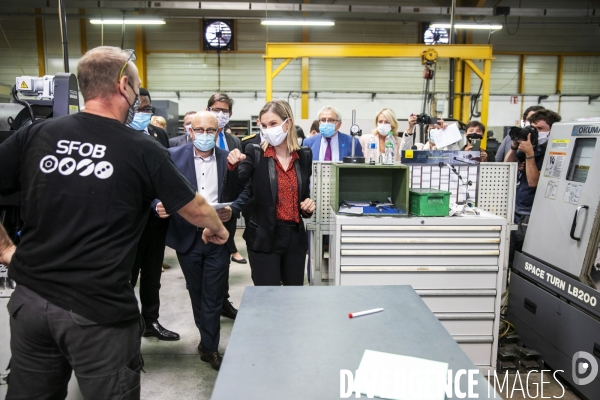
left=231, top=256, right=247, bottom=264
left=200, top=351, right=223, bottom=371
left=143, top=321, right=180, bottom=341
left=221, top=301, right=238, bottom=320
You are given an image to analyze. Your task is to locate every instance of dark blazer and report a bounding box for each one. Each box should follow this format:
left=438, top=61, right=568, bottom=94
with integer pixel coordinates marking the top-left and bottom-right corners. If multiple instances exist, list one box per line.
left=163, top=143, right=248, bottom=253
left=231, top=144, right=313, bottom=253
left=148, top=125, right=170, bottom=149
left=169, top=133, right=190, bottom=147
left=303, top=132, right=363, bottom=161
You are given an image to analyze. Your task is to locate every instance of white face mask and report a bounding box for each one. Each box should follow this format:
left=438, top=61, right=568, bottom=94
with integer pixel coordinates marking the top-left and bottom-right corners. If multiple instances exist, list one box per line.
left=261, top=118, right=288, bottom=147
left=377, top=123, right=391, bottom=136
left=537, top=131, right=550, bottom=145
left=211, top=111, right=230, bottom=130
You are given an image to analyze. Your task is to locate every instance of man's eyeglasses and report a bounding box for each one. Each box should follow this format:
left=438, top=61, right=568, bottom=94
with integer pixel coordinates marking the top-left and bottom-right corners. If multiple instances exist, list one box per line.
left=319, top=118, right=339, bottom=124
left=208, top=107, right=230, bottom=116
left=119, top=49, right=137, bottom=80
left=137, top=106, right=155, bottom=114
left=191, top=127, right=218, bottom=134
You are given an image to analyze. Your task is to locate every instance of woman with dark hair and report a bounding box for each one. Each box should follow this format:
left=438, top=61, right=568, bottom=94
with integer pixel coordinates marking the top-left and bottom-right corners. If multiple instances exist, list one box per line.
left=226, top=100, right=315, bottom=286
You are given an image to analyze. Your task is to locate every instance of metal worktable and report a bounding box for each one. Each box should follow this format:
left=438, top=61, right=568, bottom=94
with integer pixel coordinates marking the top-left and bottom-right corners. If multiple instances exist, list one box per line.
left=211, top=286, right=498, bottom=399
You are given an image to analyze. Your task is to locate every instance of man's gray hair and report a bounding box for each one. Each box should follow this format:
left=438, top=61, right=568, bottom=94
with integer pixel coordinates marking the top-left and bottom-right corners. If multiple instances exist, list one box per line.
left=317, top=105, right=342, bottom=121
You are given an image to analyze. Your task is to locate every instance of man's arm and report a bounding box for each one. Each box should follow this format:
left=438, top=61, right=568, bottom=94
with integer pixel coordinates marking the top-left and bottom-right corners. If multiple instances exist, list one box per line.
left=504, top=143, right=519, bottom=163
left=177, top=193, right=229, bottom=244
left=0, top=223, right=16, bottom=266
left=518, top=133, right=541, bottom=188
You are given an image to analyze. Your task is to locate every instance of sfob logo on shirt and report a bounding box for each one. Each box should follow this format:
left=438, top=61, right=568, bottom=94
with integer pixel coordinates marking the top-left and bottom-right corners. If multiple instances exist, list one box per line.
left=39, top=140, right=114, bottom=179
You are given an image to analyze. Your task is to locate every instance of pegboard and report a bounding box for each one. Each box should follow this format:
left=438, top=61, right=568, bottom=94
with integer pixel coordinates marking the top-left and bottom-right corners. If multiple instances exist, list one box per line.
left=409, top=165, right=479, bottom=204
left=311, top=162, right=333, bottom=226
left=310, top=162, right=515, bottom=225
left=476, top=162, right=517, bottom=223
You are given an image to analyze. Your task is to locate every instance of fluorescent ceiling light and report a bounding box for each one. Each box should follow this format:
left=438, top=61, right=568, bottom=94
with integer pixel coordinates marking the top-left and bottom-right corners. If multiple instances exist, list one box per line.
left=90, top=19, right=166, bottom=25
left=431, top=23, right=502, bottom=30
left=261, top=20, right=335, bottom=26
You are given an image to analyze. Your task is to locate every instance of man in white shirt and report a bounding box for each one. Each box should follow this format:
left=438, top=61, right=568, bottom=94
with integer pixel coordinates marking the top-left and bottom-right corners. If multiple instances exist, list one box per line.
left=157, top=111, right=248, bottom=371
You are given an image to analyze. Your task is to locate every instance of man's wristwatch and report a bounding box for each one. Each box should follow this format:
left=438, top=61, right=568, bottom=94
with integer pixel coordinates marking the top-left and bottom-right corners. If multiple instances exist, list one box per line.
left=510, top=145, right=519, bottom=151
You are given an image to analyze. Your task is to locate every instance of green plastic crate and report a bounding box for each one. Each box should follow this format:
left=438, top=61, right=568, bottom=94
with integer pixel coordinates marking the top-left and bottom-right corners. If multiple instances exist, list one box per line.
left=409, top=188, right=451, bottom=217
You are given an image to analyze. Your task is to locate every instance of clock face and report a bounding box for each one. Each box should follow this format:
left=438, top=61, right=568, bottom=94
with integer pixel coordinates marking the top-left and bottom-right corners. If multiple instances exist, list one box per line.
left=424, top=27, right=449, bottom=45
left=205, top=21, right=233, bottom=49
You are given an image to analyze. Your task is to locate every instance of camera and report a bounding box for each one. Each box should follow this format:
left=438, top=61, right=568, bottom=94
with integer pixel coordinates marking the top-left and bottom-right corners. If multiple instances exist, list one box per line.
left=416, top=113, right=440, bottom=126
left=509, top=126, right=538, bottom=146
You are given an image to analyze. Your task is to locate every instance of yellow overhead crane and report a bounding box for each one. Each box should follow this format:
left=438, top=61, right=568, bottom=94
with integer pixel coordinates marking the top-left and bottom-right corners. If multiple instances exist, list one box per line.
left=264, top=43, right=493, bottom=149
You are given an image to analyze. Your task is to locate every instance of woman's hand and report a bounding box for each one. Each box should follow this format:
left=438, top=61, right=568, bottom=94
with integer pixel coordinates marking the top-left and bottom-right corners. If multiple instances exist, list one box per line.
left=407, top=114, right=418, bottom=127
left=227, top=148, right=246, bottom=166
left=0, top=224, right=15, bottom=266
left=300, top=198, right=316, bottom=216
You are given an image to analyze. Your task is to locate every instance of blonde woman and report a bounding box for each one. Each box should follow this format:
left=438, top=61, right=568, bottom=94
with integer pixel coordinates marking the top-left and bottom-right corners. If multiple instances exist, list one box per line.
left=150, top=115, right=167, bottom=130
left=359, top=108, right=414, bottom=162
left=226, top=100, right=315, bottom=286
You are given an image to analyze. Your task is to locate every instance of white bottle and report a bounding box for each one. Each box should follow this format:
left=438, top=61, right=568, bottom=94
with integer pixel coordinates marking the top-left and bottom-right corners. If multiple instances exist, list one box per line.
left=384, top=131, right=395, bottom=165
left=368, top=135, right=377, bottom=165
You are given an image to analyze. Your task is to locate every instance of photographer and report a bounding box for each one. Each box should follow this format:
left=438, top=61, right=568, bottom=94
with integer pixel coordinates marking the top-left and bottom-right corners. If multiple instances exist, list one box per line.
left=504, top=109, right=561, bottom=263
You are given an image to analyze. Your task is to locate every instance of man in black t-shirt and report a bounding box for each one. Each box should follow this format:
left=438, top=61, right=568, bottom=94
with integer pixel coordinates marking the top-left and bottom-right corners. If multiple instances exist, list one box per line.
left=0, top=46, right=228, bottom=399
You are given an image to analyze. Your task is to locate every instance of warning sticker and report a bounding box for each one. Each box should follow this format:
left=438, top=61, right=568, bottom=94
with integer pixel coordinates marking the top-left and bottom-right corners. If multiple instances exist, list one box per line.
left=544, top=151, right=566, bottom=178
left=19, top=81, right=28, bottom=89
left=563, top=182, right=582, bottom=205
left=404, top=150, right=413, bottom=159
left=69, top=105, right=79, bottom=114
left=545, top=180, right=559, bottom=200
left=551, top=139, right=570, bottom=149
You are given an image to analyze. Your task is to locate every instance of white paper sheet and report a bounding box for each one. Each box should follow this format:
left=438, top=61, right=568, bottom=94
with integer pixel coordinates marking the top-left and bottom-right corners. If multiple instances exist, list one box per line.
left=209, top=202, right=233, bottom=210
left=429, top=123, right=462, bottom=149
left=353, top=349, right=449, bottom=400
left=339, top=206, right=363, bottom=215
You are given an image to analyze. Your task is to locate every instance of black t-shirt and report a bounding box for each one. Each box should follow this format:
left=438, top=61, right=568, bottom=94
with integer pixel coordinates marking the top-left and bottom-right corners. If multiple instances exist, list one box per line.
left=0, top=112, right=196, bottom=325
left=515, top=145, right=545, bottom=216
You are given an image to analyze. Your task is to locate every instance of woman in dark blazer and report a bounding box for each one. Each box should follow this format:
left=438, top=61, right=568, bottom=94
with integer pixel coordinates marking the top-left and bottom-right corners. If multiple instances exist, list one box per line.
left=226, top=100, right=315, bottom=286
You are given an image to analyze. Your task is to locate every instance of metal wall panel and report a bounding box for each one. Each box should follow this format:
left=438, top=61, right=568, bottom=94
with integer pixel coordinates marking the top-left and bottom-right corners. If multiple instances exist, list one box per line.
left=146, top=20, right=202, bottom=52
left=524, top=55, right=558, bottom=95
left=310, top=57, right=449, bottom=93
left=237, top=20, right=301, bottom=51
left=147, top=53, right=300, bottom=92
left=307, top=20, right=419, bottom=44
left=472, top=23, right=600, bottom=53
left=469, top=55, right=519, bottom=95
left=0, top=19, right=39, bottom=86
left=562, top=56, right=600, bottom=94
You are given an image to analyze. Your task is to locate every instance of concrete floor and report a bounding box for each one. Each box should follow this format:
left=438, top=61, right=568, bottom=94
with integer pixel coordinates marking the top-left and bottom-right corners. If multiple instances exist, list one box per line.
left=0, top=230, right=585, bottom=399
left=138, top=231, right=254, bottom=400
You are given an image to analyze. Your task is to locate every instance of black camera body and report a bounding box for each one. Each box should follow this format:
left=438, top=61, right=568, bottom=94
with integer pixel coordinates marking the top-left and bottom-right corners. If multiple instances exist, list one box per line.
left=416, top=113, right=440, bottom=126
left=509, top=126, right=538, bottom=147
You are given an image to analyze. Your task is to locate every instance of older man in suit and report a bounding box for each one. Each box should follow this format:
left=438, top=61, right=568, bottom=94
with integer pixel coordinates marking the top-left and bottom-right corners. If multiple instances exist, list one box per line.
left=303, top=105, right=363, bottom=161
left=155, top=111, right=247, bottom=370
left=169, top=111, right=197, bottom=147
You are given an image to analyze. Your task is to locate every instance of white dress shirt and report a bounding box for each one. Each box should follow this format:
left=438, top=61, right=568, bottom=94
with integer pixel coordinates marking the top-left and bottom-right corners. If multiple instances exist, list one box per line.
left=194, top=150, right=219, bottom=204
left=318, top=133, right=340, bottom=161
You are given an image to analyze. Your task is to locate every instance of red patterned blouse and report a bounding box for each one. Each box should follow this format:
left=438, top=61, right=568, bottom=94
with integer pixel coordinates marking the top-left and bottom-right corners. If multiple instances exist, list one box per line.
left=264, top=146, right=300, bottom=223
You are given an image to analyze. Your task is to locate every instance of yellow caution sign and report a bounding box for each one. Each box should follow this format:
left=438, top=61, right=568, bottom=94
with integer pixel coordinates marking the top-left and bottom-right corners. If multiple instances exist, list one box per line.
left=405, top=150, right=413, bottom=159
left=19, top=81, right=29, bottom=89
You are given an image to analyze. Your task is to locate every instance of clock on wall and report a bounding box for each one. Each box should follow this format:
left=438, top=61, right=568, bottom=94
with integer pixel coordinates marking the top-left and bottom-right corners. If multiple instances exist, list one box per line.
left=203, top=19, right=234, bottom=51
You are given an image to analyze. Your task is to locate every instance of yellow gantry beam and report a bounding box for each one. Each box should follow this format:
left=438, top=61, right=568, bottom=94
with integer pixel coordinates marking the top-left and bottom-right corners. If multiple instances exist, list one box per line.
left=264, top=43, right=494, bottom=143
left=264, top=43, right=493, bottom=60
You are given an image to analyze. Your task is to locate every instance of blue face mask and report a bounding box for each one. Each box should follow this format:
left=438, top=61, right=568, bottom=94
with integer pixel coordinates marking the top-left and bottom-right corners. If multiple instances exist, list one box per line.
left=193, top=133, right=216, bottom=152
left=319, top=122, right=336, bottom=138
left=129, top=112, right=152, bottom=131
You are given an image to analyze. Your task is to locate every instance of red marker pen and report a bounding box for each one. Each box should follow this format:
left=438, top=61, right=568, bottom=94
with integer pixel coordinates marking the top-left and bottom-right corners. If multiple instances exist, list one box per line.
left=348, top=308, right=384, bottom=318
